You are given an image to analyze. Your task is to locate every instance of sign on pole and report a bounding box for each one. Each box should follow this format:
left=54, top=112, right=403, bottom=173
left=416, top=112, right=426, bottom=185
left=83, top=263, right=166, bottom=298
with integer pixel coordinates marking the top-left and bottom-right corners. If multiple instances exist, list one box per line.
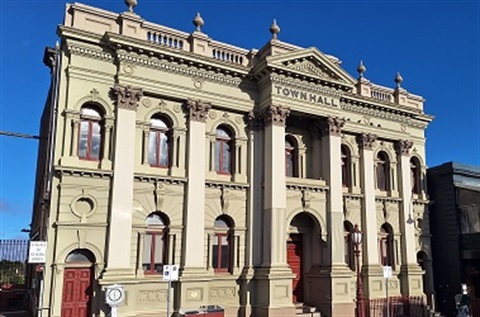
left=383, top=266, right=392, bottom=317
left=383, top=266, right=392, bottom=279
left=28, top=241, right=47, bottom=263
left=163, top=265, right=179, bottom=282
left=105, top=284, right=125, bottom=317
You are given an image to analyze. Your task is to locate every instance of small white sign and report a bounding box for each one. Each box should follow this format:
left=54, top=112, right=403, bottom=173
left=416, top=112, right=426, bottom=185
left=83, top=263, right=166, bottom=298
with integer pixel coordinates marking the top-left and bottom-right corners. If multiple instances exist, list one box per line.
left=28, top=241, right=47, bottom=263
left=105, top=284, right=125, bottom=307
left=163, top=264, right=179, bottom=281
left=383, top=266, right=392, bottom=279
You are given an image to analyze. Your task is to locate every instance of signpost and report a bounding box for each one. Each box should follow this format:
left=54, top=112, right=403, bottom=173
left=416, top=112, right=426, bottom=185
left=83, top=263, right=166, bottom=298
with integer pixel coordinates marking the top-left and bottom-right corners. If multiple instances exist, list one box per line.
left=105, top=284, right=125, bottom=317
left=163, top=265, right=179, bottom=317
left=383, top=266, right=392, bottom=317
left=28, top=241, right=47, bottom=263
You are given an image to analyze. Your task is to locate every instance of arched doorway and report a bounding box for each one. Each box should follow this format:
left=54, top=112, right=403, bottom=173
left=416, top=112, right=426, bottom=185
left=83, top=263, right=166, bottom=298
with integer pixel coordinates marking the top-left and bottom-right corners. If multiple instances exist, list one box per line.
left=61, top=249, right=95, bottom=317
left=287, top=212, right=322, bottom=303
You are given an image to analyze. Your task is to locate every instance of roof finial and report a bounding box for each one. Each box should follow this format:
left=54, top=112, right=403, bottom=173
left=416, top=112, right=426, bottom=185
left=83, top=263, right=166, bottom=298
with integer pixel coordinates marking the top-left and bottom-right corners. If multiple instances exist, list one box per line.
left=193, top=12, right=205, bottom=32
left=357, top=60, right=366, bottom=78
left=124, top=0, right=137, bottom=13
left=394, top=72, right=403, bottom=88
left=270, top=19, right=280, bottom=39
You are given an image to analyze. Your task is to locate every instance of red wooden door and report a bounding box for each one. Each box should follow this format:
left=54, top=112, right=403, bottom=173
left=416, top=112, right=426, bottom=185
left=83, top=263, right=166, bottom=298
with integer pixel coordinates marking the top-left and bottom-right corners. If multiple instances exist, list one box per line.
left=61, top=268, right=92, bottom=317
left=287, top=235, right=303, bottom=303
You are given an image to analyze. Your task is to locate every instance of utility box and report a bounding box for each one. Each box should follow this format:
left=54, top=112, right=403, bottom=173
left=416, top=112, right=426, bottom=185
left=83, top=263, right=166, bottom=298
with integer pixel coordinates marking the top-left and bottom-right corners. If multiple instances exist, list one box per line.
left=200, top=305, right=224, bottom=317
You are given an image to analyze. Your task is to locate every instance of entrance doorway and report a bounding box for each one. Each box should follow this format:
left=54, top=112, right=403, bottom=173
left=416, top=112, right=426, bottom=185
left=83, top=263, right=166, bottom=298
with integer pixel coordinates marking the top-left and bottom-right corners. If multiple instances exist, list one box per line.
left=287, top=234, right=304, bottom=303
left=61, top=249, right=94, bottom=317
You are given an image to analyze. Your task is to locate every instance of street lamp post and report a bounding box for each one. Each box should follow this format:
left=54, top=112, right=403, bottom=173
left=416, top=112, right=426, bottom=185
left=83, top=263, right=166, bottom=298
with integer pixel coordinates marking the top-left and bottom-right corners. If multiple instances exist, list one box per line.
left=352, top=224, right=366, bottom=317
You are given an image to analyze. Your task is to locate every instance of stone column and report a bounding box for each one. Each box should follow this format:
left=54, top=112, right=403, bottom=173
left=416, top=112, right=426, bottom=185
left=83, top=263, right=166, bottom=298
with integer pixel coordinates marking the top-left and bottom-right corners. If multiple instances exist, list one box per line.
left=356, top=133, right=384, bottom=297
left=255, top=105, right=296, bottom=317
left=101, top=117, right=113, bottom=169
left=395, top=140, right=424, bottom=296
left=106, top=84, right=143, bottom=275
left=316, top=117, right=353, bottom=316
left=183, top=99, right=210, bottom=271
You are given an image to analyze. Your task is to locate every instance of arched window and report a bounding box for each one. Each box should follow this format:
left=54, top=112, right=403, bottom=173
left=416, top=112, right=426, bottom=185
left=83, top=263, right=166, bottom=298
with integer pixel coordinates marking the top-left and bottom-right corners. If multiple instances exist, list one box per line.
left=78, top=105, right=103, bottom=161
left=410, top=157, right=421, bottom=194
left=285, top=136, right=298, bottom=177
left=212, top=216, right=234, bottom=273
left=65, top=249, right=95, bottom=263
left=341, top=145, right=352, bottom=187
left=148, top=116, right=170, bottom=168
left=215, top=126, right=233, bottom=174
left=380, top=223, right=395, bottom=268
left=143, top=212, right=169, bottom=274
left=344, top=221, right=354, bottom=270
left=376, top=151, right=390, bottom=191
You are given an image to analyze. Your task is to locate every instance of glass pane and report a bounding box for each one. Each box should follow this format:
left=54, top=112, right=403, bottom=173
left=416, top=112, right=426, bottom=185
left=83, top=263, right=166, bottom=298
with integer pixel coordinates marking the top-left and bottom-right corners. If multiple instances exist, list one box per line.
left=66, top=250, right=92, bottom=263
left=220, top=245, right=229, bottom=269
left=216, top=128, right=229, bottom=138
left=160, top=132, right=168, bottom=166
left=143, top=234, right=153, bottom=270
left=286, top=151, right=293, bottom=177
left=81, top=107, right=101, bottom=118
left=285, top=139, right=293, bottom=148
left=212, top=245, right=219, bottom=269
left=154, top=234, right=163, bottom=271
left=146, top=213, right=164, bottom=226
left=90, top=122, right=101, bottom=159
left=214, top=219, right=228, bottom=228
left=222, top=142, right=231, bottom=173
left=151, top=117, right=168, bottom=129
left=215, top=141, right=221, bottom=171
left=78, top=121, right=89, bottom=158
left=148, top=131, right=157, bottom=165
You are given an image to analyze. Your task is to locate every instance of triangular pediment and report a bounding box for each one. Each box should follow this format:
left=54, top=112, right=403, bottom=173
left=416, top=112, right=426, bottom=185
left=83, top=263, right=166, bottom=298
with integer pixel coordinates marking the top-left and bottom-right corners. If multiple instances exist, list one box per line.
left=266, top=48, right=357, bottom=86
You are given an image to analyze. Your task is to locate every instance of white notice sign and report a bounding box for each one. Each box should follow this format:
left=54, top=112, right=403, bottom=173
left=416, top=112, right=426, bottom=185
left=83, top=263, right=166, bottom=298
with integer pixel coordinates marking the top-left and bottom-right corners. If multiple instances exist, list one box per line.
left=163, top=265, right=179, bottom=281
left=28, top=241, right=47, bottom=263
left=383, top=266, right=392, bottom=279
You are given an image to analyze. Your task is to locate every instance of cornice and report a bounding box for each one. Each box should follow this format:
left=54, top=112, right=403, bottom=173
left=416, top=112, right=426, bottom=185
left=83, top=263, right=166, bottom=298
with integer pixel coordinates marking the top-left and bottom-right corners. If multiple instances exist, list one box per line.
left=116, top=51, right=257, bottom=91
left=55, top=166, right=113, bottom=178
left=134, top=173, right=187, bottom=185
left=205, top=180, right=249, bottom=190
left=67, top=44, right=114, bottom=62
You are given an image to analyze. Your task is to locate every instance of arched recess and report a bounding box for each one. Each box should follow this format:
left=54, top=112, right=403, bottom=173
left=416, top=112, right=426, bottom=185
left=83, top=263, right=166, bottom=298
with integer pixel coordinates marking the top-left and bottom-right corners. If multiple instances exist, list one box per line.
left=287, top=211, right=324, bottom=304
left=74, top=95, right=112, bottom=118
left=145, top=109, right=179, bottom=127
left=61, top=249, right=96, bottom=317
left=57, top=243, right=103, bottom=267
left=210, top=118, right=244, bottom=139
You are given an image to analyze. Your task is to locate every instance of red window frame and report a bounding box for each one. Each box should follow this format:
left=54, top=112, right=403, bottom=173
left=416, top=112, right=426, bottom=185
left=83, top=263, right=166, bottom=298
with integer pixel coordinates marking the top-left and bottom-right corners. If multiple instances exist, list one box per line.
left=215, top=128, right=233, bottom=175
left=341, top=146, right=351, bottom=187
left=149, top=129, right=169, bottom=168
left=212, top=232, right=232, bottom=273
left=143, top=231, right=167, bottom=275
left=78, top=118, right=102, bottom=161
left=285, top=138, right=297, bottom=177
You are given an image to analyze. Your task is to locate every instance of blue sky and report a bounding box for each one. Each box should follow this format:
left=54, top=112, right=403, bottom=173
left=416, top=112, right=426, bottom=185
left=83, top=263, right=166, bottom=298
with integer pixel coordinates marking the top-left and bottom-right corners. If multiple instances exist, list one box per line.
left=0, top=0, right=479, bottom=239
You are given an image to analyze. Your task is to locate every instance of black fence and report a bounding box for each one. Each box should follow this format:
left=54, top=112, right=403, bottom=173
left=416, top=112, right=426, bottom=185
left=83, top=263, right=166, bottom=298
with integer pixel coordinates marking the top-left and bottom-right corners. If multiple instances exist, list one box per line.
left=366, top=296, right=428, bottom=317
left=0, top=240, right=29, bottom=288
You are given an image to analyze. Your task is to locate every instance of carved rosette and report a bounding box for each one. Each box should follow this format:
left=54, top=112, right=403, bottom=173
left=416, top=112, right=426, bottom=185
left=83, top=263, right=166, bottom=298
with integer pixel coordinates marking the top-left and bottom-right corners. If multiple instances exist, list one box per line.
left=185, top=99, right=211, bottom=122
left=114, top=84, right=143, bottom=111
left=264, top=104, right=290, bottom=127
left=318, top=116, right=345, bottom=137
left=356, top=133, right=377, bottom=150
left=394, top=139, right=413, bottom=156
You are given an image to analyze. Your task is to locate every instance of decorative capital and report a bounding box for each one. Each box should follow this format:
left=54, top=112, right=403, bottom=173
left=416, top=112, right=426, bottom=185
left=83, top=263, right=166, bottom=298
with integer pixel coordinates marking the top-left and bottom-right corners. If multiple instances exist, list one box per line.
left=319, top=116, right=345, bottom=137
left=356, top=133, right=377, bottom=150
left=264, top=104, right=290, bottom=127
left=394, top=139, right=413, bottom=156
left=246, top=109, right=263, bottom=131
left=114, top=85, right=143, bottom=111
left=185, top=99, right=211, bottom=122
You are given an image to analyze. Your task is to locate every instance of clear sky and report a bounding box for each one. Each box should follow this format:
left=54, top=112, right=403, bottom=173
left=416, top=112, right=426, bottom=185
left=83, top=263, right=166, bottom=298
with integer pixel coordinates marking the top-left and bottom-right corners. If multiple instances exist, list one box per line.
left=0, top=0, right=479, bottom=239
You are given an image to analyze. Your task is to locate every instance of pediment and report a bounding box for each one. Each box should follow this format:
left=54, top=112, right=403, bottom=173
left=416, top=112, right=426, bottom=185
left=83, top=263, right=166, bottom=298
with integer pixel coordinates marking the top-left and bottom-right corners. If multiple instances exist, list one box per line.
left=266, top=48, right=357, bottom=86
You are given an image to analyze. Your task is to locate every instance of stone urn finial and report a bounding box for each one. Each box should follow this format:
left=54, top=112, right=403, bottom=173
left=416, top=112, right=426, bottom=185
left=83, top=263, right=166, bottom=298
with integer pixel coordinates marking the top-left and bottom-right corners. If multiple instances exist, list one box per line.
left=125, top=0, right=137, bottom=13
left=270, top=19, right=280, bottom=39
left=193, top=12, right=204, bottom=32
left=357, top=60, right=366, bottom=78
left=394, top=72, right=403, bottom=88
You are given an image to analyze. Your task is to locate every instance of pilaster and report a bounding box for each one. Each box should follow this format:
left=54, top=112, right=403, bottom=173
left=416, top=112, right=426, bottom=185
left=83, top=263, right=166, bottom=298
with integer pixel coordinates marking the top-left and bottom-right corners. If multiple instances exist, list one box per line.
left=183, top=99, right=210, bottom=273
left=105, top=84, right=142, bottom=276
left=395, top=140, right=424, bottom=296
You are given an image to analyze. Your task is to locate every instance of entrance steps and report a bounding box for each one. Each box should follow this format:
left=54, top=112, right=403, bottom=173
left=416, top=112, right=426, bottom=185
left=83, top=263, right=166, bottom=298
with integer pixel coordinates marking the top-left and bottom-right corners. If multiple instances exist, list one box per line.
left=295, top=303, right=321, bottom=316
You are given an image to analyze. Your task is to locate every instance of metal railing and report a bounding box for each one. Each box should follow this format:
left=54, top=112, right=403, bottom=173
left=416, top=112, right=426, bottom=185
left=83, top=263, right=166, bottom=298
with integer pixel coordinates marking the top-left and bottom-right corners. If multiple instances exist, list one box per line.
left=0, top=240, right=29, bottom=287
left=366, top=296, right=428, bottom=317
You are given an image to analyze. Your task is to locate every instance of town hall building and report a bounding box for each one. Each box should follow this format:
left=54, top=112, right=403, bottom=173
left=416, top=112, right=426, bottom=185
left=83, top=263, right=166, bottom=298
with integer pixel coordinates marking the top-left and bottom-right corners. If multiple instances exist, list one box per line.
left=30, top=1, right=434, bottom=316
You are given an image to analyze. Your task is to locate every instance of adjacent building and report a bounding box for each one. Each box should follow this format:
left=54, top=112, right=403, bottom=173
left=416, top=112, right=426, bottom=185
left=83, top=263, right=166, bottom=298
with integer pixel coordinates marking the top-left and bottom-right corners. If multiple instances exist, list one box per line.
left=30, top=2, right=435, bottom=316
left=428, top=162, right=480, bottom=317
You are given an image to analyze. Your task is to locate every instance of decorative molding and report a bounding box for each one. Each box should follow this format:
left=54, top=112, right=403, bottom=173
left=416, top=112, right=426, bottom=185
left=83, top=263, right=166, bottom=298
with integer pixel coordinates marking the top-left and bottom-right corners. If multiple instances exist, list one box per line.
left=319, top=116, right=345, bottom=137
left=113, top=84, right=143, bottom=111
left=68, top=45, right=113, bottom=61
left=209, top=287, right=237, bottom=299
left=394, top=139, right=414, bottom=156
left=137, top=290, right=167, bottom=303
left=184, top=99, right=211, bottom=123
left=264, top=104, right=290, bottom=127
left=356, top=133, right=377, bottom=150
